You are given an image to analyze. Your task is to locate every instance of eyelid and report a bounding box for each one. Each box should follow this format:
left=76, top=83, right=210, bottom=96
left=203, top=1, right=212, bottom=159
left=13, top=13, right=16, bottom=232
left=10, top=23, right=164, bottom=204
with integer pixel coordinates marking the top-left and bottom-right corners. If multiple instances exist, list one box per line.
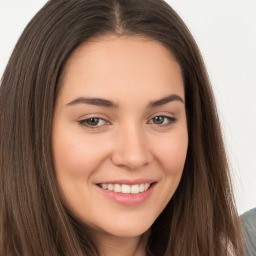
left=77, top=113, right=177, bottom=130
left=78, top=116, right=110, bottom=129
left=147, top=115, right=177, bottom=127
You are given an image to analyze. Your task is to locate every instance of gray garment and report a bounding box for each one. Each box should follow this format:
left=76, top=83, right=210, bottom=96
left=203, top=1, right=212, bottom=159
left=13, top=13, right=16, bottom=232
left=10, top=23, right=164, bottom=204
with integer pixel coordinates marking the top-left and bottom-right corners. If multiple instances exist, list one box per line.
left=241, top=208, right=256, bottom=256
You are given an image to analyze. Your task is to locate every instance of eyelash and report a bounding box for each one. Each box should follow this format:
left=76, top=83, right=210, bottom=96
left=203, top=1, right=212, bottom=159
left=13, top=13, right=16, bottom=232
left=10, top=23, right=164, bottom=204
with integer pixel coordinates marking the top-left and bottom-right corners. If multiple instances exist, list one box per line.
left=78, top=117, right=109, bottom=128
left=78, top=116, right=177, bottom=129
left=147, top=116, right=177, bottom=127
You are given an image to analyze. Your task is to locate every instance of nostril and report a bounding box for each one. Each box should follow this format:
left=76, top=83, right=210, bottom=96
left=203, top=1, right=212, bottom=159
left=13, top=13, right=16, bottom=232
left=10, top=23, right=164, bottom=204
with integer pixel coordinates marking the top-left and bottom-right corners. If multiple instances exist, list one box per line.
left=111, top=153, right=152, bottom=170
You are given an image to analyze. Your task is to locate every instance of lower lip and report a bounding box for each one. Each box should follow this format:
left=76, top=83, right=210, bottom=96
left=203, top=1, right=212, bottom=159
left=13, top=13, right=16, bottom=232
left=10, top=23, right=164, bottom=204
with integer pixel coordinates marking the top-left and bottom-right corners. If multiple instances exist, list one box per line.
left=97, top=183, right=156, bottom=205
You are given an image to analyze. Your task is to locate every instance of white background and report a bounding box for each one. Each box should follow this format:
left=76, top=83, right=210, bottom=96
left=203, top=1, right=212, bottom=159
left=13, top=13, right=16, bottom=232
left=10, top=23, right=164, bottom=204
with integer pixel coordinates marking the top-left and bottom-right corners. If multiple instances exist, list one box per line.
left=0, top=0, right=255, bottom=214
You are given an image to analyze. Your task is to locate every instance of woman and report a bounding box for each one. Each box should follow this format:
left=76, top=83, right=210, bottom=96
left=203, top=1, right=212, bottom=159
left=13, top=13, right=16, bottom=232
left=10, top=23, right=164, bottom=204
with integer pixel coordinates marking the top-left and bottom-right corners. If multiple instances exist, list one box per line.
left=0, top=0, right=244, bottom=255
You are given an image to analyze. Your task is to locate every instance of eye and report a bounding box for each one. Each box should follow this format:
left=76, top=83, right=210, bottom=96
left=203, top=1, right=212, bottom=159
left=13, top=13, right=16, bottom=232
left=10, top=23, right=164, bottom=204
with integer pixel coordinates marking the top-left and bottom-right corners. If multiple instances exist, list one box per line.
left=149, top=116, right=176, bottom=126
left=78, top=117, right=108, bottom=128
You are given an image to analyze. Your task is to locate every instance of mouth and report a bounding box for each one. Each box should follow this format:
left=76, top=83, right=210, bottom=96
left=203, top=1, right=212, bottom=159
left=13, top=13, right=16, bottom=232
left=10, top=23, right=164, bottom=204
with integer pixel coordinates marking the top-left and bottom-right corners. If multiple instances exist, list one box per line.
left=96, top=180, right=157, bottom=205
left=97, top=182, right=155, bottom=194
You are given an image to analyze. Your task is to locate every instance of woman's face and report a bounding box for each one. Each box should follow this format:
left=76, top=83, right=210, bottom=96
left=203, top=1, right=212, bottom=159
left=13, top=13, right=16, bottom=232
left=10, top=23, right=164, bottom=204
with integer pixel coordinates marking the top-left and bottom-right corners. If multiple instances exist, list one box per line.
left=52, top=35, right=188, bottom=239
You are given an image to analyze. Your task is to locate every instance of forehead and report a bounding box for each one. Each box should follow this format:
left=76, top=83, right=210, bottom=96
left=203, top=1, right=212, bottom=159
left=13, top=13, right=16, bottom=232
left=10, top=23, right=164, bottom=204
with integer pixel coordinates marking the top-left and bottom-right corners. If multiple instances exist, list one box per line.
left=58, top=35, right=184, bottom=103
left=68, top=34, right=176, bottom=62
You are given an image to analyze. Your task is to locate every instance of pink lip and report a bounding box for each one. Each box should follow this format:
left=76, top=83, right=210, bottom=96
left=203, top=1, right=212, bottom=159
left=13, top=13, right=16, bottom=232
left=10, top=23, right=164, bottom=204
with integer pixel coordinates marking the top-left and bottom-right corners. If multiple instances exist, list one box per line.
left=96, top=181, right=157, bottom=206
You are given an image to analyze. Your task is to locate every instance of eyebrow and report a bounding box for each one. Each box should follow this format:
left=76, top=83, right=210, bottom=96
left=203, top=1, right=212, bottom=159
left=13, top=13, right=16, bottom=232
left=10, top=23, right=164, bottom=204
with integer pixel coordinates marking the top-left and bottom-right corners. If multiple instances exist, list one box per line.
left=66, top=94, right=184, bottom=108
left=148, top=94, right=184, bottom=108
left=66, top=97, right=119, bottom=108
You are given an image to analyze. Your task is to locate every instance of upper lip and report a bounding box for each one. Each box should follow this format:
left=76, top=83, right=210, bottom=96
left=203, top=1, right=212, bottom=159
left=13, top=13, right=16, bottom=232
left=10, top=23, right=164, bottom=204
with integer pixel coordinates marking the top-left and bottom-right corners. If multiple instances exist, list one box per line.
left=97, top=179, right=156, bottom=185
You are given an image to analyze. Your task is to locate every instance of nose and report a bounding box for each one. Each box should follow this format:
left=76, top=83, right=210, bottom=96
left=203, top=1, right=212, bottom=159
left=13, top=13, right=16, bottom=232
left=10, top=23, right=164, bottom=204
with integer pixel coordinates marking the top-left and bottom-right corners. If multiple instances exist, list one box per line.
left=111, top=124, right=153, bottom=170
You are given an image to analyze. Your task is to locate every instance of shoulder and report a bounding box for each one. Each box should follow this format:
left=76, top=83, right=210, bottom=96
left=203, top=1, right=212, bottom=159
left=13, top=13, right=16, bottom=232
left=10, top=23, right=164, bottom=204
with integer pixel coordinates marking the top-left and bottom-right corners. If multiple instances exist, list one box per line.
left=241, top=208, right=256, bottom=256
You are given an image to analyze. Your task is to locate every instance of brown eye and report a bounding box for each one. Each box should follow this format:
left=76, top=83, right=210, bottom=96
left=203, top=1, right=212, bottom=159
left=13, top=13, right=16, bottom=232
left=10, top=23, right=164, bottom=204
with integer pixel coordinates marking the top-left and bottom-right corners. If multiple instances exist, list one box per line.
left=152, top=116, right=165, bottom=124
left=78, top=118, right=107, bottom=128
left=86, top=118, right=100, bottom=126
left=150, top=116, right=177, bottom=126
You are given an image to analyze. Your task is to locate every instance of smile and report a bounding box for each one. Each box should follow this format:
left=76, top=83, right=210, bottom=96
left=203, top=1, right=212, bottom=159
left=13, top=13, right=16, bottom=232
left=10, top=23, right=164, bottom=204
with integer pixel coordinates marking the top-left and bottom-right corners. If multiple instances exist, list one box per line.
left=99, top=183, right=151, bottom=194
left=96, top=181, right=157, bottom=205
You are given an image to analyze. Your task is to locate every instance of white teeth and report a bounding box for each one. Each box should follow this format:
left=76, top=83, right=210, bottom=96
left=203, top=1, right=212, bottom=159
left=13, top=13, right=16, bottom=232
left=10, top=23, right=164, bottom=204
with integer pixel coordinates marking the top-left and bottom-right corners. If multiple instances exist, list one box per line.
left=121, top=184, right=131, bottom=193
left=99, top=183, right=151, bottom=194
left=131, top=184, right=139, bottom=194
left=145, top=183, right=150, bottom=190
left=107, top=184, right=114, bottom=191
left=102, top=184, right=108, bottom=189
left=114, top=184, right=121, bottom=192
left=139, top=184, right=145, bottom=192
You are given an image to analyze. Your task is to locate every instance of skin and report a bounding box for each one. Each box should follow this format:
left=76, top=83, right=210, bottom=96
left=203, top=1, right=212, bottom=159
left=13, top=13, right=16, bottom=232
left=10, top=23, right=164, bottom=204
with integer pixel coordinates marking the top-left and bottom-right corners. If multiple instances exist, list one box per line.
left=52, top=35, right=188, bottom=256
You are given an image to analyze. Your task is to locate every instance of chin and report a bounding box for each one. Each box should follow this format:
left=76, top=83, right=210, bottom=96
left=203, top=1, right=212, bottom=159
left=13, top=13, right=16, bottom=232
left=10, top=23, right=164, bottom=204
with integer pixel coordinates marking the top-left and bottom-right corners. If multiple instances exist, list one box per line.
left=88, top=218, right=153, bottom=239
left=109, top=227, right=149, bottom=238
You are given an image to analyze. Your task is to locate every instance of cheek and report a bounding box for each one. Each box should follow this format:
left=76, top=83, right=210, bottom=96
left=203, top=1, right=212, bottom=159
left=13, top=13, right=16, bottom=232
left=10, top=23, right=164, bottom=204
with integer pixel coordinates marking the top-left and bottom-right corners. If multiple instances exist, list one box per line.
left=155, top=132, right=188, bottom=174
left=52, top=131, right=111, bottom=213
left=52, top=131, right=109, bottom=178
left=147, top=130, right=188, bottom=215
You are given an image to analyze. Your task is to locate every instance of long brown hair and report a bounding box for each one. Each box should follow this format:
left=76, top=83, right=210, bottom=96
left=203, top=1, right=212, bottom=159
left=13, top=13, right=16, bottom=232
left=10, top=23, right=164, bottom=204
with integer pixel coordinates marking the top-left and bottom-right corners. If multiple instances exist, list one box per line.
left=0, top=0, right=244, bottom=255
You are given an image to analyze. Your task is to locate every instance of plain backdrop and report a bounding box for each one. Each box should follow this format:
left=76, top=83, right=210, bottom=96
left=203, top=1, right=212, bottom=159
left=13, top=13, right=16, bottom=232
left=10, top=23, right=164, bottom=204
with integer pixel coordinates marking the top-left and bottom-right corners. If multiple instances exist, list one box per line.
left=0, top=0, right=255, bottom=214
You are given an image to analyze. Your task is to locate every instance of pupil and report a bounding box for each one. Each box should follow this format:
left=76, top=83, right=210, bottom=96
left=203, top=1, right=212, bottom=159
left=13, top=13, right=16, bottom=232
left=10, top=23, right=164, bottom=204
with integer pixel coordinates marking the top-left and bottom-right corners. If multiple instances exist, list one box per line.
left=153, top=116, right=164, bottom=124
left=87, top=118, right=99, bottom=126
